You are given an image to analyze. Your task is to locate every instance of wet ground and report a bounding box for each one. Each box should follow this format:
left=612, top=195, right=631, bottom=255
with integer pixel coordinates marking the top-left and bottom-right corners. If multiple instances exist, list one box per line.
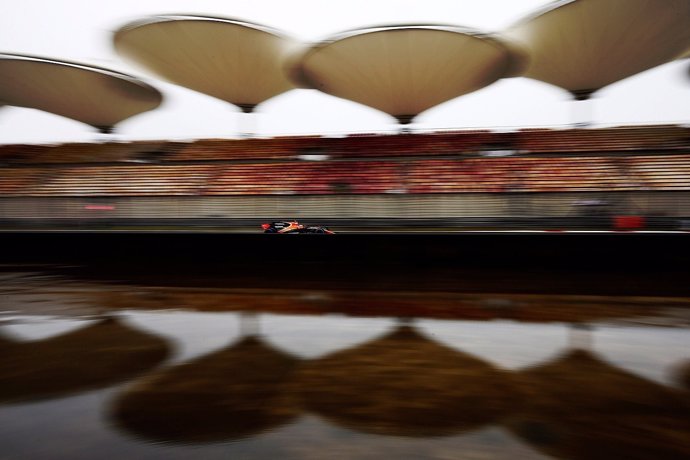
left=1, top=261, right=689, bottom=460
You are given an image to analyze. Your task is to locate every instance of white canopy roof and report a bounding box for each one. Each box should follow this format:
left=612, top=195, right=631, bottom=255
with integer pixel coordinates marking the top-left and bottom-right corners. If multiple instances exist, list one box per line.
left=289, top=25, right=521, bottom=124
left=0, top=54, right=162, bottom=132
left=114, top=15, right=298, bottom=112
left=506, top=0, right=690, bottom=99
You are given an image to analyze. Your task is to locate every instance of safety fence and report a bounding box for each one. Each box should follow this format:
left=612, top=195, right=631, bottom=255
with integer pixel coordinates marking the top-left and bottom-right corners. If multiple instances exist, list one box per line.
left=1, top=191, right=688, bottom=230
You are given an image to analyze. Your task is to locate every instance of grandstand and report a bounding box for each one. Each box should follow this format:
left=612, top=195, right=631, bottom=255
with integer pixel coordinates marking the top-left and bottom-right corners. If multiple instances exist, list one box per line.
left=1, top=125, right=689, bottom=231
left=1, top=3, right=689, bottom=232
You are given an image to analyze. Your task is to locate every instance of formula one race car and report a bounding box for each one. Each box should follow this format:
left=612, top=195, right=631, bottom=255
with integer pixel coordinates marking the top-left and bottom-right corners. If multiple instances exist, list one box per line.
left=261, top=220, right=335, bottom=234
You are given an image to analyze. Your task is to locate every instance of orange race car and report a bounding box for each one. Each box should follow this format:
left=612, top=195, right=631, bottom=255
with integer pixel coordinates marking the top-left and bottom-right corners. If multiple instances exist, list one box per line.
left=261, top=220, right=335, bottom=234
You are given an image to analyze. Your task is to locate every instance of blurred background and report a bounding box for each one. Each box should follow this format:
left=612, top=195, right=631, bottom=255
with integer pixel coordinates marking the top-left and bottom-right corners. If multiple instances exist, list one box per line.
left=1, top=0, right=690, bottom=231
left=1, top=1, right=690, bottom=459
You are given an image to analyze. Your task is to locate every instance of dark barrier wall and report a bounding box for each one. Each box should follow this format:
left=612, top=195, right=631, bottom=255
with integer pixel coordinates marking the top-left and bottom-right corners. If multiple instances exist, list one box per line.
left=2, top=231, right=689, bottom=269
left=1, top=191, right=690, bottom=221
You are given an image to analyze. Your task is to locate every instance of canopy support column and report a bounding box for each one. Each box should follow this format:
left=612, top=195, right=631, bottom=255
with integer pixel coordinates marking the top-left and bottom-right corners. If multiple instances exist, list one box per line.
left=395, top=114, right=415, bottom=134
left=569, top=89, right=596, bottom=128
left=94, top=125, right=115, bottom=134
left=238, top=104, right=257, bottom=138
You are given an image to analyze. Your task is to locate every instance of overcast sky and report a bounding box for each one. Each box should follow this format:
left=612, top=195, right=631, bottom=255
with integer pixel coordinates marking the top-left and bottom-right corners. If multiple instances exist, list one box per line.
left=0, top=0, right=688, bottom=144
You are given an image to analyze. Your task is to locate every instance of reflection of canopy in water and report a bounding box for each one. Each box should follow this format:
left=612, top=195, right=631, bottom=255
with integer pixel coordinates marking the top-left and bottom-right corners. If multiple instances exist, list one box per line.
left=677, top=360, right=690, bottom=390
left=505, top=0, right=690, bottom=99
left=0, top=317, right=171, bottom=404
left=111, top=333, right=300, bottom=444
left=0, top=331, right=18, bottom=347
left=114, top=15, right=298, bottom=113
left=289, top=25, right=522, bottom=124
left=508, top=348, right=690, bottom=459
left=0, top=53, right=163, bottom=133
left=297, top=323, right=515, bottom=437
left=96, top=286, right=667, bottom=324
